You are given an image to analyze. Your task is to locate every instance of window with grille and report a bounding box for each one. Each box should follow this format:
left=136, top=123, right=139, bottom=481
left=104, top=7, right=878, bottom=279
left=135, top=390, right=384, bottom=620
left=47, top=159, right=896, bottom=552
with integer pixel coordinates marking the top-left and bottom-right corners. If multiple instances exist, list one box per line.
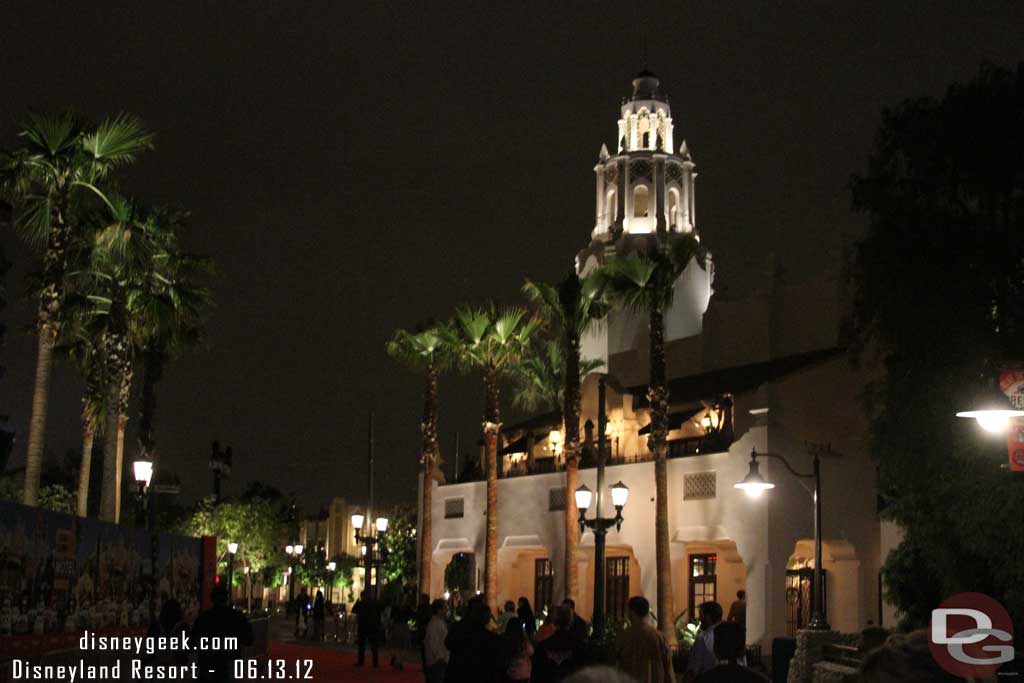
left=548, top=487, right=566, bottom=511
left=444, top=498, right=464, bottom=519
left=534, top=559, right=554, bottom=614
left=606, top=557, right=630, bottom=622
left=689, top=553, right=718, bottom=613
left=684, top=471, right=717, bottom=500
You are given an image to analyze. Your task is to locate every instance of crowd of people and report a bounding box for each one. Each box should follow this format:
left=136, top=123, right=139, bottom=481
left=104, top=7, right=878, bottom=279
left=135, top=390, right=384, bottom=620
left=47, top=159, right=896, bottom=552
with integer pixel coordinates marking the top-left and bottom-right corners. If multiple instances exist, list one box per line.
left=401, top=592, right=688, bottom=683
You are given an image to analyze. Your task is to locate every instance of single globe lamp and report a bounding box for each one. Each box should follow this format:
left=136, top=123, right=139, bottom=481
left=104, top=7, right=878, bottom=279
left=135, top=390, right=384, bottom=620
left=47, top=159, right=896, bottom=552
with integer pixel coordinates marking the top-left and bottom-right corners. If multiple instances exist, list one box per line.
left=956, top=381, right=1024, bottom=434
left=610, top=480, right=629, bottom=508
left=132, top=458, right=154, bottom=488
left=574, top=484, right=592, bottom=512
left=734, top=455, right=775, bottom=499
left=227, top=542, right=238, bottom=554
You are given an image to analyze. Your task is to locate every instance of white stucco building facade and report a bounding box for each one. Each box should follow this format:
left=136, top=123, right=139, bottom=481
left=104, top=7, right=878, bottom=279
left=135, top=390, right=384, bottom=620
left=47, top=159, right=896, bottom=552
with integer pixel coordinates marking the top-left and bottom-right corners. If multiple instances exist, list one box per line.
left=418, top=71, right=886, bottom=648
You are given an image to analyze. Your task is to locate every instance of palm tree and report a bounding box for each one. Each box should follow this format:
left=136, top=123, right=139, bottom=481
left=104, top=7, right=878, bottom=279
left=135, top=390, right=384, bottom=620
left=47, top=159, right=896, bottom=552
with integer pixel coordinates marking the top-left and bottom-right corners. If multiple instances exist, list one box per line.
left=56, top=315, right=107, bottom=517
left=451, top=304, right=539, bottom=615
left=523, top=273, right=607, bottom=605
left=597, top=235, right=704, bottom=642
left=386, top=322, right=454, bottom=597
left=130, top=211, right=212, bottom=469
left=1, top=113, right=152, bottom=505
left=83, top=197, right=170, bottom=522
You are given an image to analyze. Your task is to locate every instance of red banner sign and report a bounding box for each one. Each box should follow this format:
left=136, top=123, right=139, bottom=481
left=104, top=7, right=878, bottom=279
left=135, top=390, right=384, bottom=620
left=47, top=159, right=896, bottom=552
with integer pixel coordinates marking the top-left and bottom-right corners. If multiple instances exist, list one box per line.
left=1000, top=368, right=1024, bottom=472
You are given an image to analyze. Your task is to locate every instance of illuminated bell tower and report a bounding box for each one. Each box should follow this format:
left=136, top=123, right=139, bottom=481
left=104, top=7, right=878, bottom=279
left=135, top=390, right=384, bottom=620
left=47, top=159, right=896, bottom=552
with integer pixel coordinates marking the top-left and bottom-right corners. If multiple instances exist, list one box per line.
left=579, top=70, right=713, bottom=367
left=592, top=70, right=696, bottom=239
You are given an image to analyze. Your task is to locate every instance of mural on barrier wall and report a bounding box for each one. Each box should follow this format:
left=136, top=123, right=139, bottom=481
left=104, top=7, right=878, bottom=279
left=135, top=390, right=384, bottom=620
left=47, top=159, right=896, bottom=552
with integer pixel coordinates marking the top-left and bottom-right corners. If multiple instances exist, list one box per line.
left=0, top=500, right=206, bottom=655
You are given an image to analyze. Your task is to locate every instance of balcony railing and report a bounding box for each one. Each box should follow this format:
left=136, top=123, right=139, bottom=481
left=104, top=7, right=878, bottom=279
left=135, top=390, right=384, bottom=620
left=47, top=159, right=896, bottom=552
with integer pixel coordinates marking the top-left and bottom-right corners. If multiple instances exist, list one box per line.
left=475, top=434, right=730, bottom=483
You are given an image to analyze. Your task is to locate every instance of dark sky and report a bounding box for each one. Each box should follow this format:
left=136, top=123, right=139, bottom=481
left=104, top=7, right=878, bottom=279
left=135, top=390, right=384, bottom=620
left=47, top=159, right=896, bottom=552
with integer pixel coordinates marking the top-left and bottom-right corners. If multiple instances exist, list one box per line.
left=1, top=1, right=1021, bottom=512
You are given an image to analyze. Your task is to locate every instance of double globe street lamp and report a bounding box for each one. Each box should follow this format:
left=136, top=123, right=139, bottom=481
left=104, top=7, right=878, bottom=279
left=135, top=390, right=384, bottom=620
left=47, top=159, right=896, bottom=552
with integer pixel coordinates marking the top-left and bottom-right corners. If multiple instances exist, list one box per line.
left=735, top=446, right=831, bottom=631
left=285, top=543, right=304, bottom=609
left=351, top=513, right=389, bottom=597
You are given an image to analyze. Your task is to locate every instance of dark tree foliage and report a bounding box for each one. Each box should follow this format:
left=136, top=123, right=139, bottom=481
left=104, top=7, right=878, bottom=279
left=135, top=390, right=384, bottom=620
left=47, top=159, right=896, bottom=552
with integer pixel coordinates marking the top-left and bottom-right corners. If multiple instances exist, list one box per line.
left=0, top=242, right=8, bottom=389
left=850, top=63, right=1024, bottom=632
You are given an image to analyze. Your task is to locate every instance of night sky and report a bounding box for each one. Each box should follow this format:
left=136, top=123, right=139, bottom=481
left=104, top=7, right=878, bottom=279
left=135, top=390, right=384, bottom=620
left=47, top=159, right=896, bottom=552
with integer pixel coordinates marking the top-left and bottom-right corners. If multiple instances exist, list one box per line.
left=1, top=2, right=1021, bottom=511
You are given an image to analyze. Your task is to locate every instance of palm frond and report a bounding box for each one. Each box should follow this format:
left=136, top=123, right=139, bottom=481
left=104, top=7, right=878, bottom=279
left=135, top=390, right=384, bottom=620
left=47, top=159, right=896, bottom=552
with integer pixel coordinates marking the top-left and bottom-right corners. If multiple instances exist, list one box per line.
left=83, top=113, right=153, bottom=170
left=19, top=112, right=82, bottom=157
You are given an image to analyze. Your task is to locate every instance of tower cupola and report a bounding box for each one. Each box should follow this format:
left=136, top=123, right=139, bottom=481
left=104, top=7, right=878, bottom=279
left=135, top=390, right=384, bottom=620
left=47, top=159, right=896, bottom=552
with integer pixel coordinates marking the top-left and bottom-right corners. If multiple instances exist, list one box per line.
left=591, top=70, right=696, bottom=238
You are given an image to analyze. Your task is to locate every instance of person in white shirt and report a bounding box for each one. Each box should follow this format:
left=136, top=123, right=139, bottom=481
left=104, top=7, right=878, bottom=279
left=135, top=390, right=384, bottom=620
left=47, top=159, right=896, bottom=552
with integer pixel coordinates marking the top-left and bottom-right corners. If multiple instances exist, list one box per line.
left=423, top=599, right=449, bottom=683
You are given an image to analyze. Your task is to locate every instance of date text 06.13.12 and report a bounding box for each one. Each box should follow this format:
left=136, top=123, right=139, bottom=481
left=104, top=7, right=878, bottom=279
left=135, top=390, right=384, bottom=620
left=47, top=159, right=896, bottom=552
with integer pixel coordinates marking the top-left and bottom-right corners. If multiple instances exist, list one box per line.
left=233, top=659, right=313, bottom=679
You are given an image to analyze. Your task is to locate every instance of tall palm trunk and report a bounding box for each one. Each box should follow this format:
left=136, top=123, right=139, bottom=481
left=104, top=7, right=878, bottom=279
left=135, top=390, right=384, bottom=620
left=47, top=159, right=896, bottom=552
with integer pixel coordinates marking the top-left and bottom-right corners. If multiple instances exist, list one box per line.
left=23, top=330, right=56, bottom=506
left=419, top=364, right=439, bottom=597
left=648, top=306, right=675, bottom=643
left=99, top=375, right=122, bottom=522
left=23, top=205, right=70, bottom=506
left=562, top=330, right=582, bottom=603
left=482, top=365, right=501, bottom=617
left=77, top=416, right=95, bottom=517
left=99, top=321, right=132, bottom=523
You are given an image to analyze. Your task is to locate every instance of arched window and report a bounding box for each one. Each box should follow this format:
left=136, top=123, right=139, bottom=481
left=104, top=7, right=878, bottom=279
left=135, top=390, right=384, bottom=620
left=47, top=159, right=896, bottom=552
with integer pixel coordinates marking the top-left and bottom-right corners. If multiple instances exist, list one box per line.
left=633, top=185, right=649, bottom=218
left=668, top=188, right=681, bottom=229
left=606, top=188, right=618, bottom=225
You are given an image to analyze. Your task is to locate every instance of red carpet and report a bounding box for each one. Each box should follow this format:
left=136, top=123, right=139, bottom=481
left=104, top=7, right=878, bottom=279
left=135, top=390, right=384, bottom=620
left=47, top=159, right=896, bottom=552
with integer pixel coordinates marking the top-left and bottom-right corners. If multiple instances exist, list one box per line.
left=269, top=641, right=424, bottom=683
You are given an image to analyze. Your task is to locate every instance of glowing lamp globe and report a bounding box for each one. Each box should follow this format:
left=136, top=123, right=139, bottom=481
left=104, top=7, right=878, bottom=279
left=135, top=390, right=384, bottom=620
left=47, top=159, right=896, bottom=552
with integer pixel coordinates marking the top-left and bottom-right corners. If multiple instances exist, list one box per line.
left=294, top=544, right=304, bottom=554
left=574, top=484, right=592, bottom=512
left=133, top=459, right=154, bottom=487
left=375, top=517, right=389, bottom=533
left=735, top=458, right=775, bottom=499
left=285, top=545, right=294, bottom=555
left=956, top=382, right=1024, bottom=433
left=327, top=561, right=336, bottom=571
left=351, top=513, right=365, bottom=531
left=610, top=480, right=629, bottom=508
left=227, top=542, right=238, bottom=554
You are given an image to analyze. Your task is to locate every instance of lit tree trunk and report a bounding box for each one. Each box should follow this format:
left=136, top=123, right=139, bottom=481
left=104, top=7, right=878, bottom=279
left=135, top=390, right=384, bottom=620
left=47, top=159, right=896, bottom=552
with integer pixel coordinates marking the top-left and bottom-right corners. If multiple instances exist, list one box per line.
left=648, top=306, right=675, bottom=644
left=482, top=365, right=500, bottom=618
left=99, top=321, right=132, bottom=524
left=23, top=329, right=55, bottom=506
left=77, top=416, right=95, bottom=517
left=419, top=364, right=438, bottom=597
left=562, top=329, right=581, bottom=603
left=99, top=375, right=121, bottom=522
left=23, top=206, right=69, bottom=506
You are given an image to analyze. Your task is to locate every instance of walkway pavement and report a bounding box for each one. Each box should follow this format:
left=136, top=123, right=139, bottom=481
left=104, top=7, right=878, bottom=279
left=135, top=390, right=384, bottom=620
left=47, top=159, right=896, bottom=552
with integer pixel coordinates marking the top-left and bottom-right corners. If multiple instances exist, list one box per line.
left=267, top=614, right=423, bottom=682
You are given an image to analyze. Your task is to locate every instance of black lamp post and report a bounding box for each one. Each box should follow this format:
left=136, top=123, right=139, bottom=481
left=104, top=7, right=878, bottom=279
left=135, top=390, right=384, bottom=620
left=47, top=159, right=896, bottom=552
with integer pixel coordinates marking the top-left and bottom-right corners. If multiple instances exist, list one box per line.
left=132, top=456, right=155, bottom=623
left=352, top=514, right=389, bottom=598
left=285, top=544, right=297, bottom=609
left=227, top=542, right=238, bottom=605
left=735, top=446, right=831, bottom=631
left=574, top=378, right=630, bottom=639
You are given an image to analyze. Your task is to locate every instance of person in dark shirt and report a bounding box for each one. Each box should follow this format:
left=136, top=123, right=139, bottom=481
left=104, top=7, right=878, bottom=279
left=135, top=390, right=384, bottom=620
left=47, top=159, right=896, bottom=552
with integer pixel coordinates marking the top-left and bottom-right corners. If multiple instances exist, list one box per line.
left=312, top=590, right=325, bottom=642
left=352, top=590, right=382, bottom=667
left=415, top=593, right=433, bottom=682
left=516, top=597, right=536, bottom=637
left=695, top=620, right=768, bottom=683
left=533, top=605, right=586, bottom=683
left=444, top=595, right=502, bottom=683
left=561, top=599, right=589, bottom=644
left=293, top=588, right=310, bottom=638
left=190, top=585, right=254, bottom=682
